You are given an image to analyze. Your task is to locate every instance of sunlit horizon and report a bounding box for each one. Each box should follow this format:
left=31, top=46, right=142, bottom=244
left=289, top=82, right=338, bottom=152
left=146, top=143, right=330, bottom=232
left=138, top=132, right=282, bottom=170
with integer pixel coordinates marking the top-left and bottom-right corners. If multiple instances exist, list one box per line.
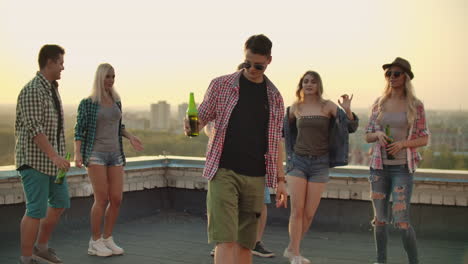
left=1, top=0, right=466, bottom=111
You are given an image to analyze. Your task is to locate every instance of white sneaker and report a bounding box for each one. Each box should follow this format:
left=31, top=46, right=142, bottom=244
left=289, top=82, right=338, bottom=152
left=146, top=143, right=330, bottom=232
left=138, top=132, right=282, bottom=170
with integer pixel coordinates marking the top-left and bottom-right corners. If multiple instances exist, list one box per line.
left=283, top=248, right=311, bottom=264
left=102, top=236, right=124, bottom=255
left=88, top=238, right=113, bottom=257
left=291, top=256, right=303, bottom=264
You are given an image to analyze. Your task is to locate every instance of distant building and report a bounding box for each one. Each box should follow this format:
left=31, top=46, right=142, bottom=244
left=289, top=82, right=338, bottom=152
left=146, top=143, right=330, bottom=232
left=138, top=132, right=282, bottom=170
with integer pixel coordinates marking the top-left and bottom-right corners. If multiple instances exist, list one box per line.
left=124, top=118, right=149, bottom=130
left=430, top=126, right=468, bottom=153
left=178, top=103, right=188, bottom=122
left=150, top=101, right=171, bottom=131
left=122, top=112, right=150, bottom=130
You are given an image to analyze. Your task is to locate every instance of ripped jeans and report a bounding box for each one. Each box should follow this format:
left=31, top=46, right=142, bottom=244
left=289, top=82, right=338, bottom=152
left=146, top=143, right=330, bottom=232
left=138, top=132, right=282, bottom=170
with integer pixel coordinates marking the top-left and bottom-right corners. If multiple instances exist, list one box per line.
left=369, top=165, right=418, bottom=264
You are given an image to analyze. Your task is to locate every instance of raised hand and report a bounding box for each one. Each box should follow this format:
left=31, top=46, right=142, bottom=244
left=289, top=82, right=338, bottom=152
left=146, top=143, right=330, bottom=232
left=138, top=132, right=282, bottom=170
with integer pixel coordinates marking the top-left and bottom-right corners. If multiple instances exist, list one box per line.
left=338, top=94, right=353, bottom=112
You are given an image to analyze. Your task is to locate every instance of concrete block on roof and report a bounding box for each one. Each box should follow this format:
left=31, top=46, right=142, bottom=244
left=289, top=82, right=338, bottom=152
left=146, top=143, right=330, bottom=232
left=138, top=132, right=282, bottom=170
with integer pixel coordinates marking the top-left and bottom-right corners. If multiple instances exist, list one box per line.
left=361, top=190, right=371, bottom=201
left=76, top=188, right=84, bottom=197
left=339, top=190, right=350, bottom=199
left=155, top=179, right=166, bottom=188
left=138, top=170, right=152, bottom=177
left=5, top=194, right=14, bottom=204
left=321, top=191, right=328, bottom=198
left=328, top=189, right=339, bottom=198
left=442, top=195, right=455, bottom=206
left=416, top=184, right=440, bottom=190
left=15, top=193, right=24, bottom=203
left=350, top=191, right=360, bottom=200
left=0, top=183, right=13, bottom=189
left=176, top=180, right=185, bottom=189
left=185, top=180, right=195, bottom=189
left=431, top=194, right=443, bottom=205
left=144, top=181, right=151, bottom=189
left=455, top=196, right=467, bottom=206
left=441, top=185, right=463, bottom=192
left=420, top=193, right=431, bottom=204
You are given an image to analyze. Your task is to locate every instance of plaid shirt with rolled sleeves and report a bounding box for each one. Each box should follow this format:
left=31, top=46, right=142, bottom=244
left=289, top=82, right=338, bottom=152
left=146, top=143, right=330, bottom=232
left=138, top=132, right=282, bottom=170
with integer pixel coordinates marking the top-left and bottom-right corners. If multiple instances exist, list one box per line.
left=198, top=71, right=284, bottom=188
left=15, top=72, right=66, bottom=176
left=365, top=97, right=430, bottom=172
left=74, top=98, right=126, bottom=167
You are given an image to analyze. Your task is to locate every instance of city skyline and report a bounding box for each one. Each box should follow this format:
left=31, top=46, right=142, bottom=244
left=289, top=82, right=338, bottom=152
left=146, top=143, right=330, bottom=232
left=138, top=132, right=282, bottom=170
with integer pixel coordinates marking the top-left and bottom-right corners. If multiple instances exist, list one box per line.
left=0, top=0, right=467, bottom=110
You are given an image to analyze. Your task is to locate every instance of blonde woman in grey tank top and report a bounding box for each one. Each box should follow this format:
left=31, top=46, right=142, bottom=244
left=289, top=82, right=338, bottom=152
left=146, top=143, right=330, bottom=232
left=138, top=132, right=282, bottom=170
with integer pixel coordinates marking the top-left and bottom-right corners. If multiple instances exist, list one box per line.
left=365, top=57, right=429, bottom=264
left=284, top=71, right=355, bottom=264
left=74, top=63, right=144, bottom=257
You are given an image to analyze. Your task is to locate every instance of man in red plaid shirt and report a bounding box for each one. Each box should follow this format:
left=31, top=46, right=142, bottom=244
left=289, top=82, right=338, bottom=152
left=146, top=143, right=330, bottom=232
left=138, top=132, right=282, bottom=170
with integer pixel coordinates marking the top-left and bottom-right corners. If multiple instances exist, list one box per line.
left=185, top=34, right=287, bottom=264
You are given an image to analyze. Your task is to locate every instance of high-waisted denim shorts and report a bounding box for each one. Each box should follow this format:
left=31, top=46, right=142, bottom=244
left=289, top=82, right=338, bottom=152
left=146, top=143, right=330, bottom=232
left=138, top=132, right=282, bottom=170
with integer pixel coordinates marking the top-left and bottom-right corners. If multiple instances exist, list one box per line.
left=88, top=151, right=124, bottom=167
left=287, top=153, right=330, bottom=183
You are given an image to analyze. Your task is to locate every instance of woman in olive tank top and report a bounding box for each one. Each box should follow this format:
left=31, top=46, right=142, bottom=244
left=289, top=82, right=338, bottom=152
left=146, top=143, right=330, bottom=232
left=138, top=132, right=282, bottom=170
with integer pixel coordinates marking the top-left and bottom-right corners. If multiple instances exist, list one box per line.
left=283, top=71, right=355, bottom=263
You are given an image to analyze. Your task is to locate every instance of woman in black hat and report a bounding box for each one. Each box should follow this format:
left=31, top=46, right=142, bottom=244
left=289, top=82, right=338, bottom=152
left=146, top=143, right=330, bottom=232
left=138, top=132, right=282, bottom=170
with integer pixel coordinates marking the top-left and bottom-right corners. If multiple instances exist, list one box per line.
left=365, top=57, right=430, bottom=264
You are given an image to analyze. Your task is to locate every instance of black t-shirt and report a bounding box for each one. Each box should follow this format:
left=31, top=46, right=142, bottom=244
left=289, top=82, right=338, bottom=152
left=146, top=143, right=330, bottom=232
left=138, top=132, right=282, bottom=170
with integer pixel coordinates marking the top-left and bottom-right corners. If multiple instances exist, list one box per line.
left=219, top=73, right=269, bottom=176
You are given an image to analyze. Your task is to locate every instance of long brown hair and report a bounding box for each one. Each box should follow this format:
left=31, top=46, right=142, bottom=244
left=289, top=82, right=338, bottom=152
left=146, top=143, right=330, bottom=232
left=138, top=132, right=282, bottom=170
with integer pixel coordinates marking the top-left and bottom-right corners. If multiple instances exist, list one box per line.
left=293, top=71, right=326, bottom=115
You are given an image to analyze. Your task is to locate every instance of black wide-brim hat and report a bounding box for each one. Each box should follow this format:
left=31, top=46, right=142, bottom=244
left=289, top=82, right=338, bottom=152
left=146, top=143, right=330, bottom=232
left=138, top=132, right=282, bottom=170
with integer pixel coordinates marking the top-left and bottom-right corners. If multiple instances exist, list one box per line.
left=382, top=57, right=414, bottom=80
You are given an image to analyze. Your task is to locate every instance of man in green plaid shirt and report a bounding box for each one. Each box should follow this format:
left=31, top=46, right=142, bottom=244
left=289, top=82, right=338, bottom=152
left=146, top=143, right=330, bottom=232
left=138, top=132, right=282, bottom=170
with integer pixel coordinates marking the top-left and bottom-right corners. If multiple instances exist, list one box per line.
left=15, top=45, right=70, bottom=264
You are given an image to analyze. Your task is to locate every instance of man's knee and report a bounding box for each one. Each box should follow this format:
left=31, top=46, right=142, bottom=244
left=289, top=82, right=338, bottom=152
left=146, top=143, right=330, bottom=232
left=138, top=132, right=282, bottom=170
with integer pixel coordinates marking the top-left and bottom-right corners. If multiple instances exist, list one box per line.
left=372, top=217, right=386, bottom=226
left=49, top=207, right=65, bottom=215
left=216, top=242, right=237, bottom=250
left=396, top=222, right=409, bottom=230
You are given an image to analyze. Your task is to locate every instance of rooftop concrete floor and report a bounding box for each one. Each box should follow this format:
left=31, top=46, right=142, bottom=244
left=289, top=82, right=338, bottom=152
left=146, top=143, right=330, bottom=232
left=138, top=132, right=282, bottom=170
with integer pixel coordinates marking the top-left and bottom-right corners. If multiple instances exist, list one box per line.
left=0, top=211, right=467, bottom=264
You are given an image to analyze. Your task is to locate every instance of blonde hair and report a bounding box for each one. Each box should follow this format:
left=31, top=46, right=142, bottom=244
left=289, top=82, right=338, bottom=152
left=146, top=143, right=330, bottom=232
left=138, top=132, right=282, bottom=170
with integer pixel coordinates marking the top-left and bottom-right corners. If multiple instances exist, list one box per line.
left=89, top=63, right=120, bottom=103
left=377, top=72, right=420, bottom=126
left=292, top=71, right=326, bottom=116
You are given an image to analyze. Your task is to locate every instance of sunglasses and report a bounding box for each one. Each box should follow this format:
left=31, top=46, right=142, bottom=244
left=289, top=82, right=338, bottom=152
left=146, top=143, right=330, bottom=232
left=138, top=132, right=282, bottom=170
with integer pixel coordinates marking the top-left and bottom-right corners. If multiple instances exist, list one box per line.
left=242, top=62, right=265, bottom=71
left=385, top=71, right=404, bottom=78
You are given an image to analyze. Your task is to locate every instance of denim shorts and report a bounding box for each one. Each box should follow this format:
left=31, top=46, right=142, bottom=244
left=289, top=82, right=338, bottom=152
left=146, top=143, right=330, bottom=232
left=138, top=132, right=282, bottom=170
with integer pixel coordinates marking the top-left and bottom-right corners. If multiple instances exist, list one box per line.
left=369, top=164, right=413, bottom=225
left=88, top=151, right=124, bottom=167
left=287, top=153, right=330, bottom=183
left=20, top=168, right=70, bottom=219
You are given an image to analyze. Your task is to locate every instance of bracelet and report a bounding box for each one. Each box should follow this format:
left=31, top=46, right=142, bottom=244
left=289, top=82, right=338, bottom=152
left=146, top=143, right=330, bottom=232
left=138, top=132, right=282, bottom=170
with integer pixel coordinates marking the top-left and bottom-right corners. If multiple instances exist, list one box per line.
left=277, top=176, right=287, bottom=183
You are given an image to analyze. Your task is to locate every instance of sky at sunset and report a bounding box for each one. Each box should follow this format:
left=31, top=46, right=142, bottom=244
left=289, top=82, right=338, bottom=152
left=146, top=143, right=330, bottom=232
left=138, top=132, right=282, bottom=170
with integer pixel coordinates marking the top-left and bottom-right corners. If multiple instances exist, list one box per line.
left=0, top=0, right=466, bottom=111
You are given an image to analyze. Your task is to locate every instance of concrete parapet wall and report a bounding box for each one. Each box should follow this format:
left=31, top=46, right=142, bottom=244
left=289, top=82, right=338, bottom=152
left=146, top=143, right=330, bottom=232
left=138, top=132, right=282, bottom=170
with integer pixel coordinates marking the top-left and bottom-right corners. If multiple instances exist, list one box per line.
left=1, top=156, right=467, bottom=207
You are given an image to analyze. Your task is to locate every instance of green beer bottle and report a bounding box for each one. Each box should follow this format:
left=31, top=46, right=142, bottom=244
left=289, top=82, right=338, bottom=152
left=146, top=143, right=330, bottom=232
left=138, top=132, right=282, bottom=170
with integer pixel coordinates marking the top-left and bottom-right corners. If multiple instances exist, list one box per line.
left=187, top=92, right=199, bottom=137
left=55, top=152, right=71, bottom=184
left=384, top=125, right=395, bottom=160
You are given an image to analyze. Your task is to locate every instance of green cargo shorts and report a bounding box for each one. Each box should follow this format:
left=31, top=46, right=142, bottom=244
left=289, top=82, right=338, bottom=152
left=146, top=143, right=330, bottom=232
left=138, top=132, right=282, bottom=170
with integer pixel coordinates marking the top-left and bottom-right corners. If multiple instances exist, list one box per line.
left=207, top=168, right=265, bottom=249
left=20, top=168, right=70, bottom=219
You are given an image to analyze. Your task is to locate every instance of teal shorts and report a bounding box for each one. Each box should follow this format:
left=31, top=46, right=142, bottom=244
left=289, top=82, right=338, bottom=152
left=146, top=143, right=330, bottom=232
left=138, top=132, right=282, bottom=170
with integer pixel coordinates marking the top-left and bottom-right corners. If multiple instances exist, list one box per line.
left=20, top=168, right=70, bottom=219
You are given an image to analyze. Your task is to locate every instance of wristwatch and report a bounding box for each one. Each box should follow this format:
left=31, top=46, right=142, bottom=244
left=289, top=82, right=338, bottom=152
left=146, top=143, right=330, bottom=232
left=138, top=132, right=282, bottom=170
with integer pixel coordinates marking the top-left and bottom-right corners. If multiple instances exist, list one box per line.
left=277, top=176, right=287, bottom=183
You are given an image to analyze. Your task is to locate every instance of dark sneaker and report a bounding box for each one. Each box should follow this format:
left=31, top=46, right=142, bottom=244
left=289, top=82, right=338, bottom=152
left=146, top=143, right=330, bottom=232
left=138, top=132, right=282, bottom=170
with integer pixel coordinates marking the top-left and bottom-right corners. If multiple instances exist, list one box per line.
left=252, top=241, right=275, bottom=258
left=32, top=246, right=63, bottom=264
